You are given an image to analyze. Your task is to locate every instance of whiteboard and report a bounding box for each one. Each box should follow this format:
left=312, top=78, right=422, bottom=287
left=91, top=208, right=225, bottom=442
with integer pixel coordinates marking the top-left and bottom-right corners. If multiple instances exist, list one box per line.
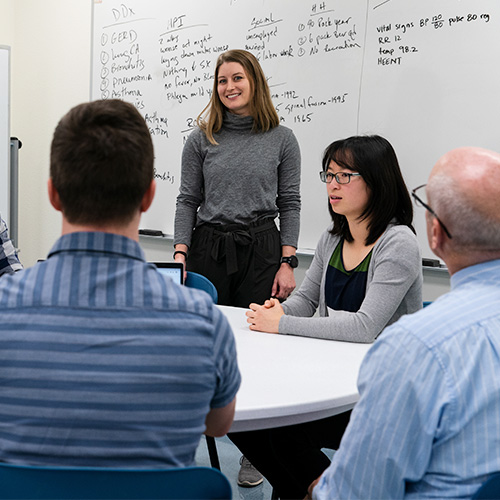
left=0, top=46, right=9, bottom=226
left=359, top=0, right=500, bottom=260
left=91, top=0, right=500, bottom=258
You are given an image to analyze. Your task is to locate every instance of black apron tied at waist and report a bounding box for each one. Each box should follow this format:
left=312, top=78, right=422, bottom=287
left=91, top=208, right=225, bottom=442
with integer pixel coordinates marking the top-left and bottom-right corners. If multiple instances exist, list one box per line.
left=203, top=218, right=276, bottom=276
left=211, top=229, right=252, bottom=275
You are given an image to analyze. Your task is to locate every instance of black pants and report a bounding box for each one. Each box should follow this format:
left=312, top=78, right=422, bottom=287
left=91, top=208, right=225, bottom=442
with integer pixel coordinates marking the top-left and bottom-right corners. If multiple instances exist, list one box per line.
left=229, top=411, right=352, bottom=500
left=187, top=218, right=281, bottom=307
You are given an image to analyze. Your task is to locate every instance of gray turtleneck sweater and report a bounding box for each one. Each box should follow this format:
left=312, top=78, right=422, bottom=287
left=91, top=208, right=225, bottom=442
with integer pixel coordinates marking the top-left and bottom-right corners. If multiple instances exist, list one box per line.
left=174, top=112, right=301, bottom=248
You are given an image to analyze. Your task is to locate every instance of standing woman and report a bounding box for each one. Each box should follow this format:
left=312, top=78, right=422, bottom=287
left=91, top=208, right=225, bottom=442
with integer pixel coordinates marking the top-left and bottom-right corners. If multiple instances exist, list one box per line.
left=232, top=134, right=423, bottom=499
left=174, top=49, right=301, bottom=306
left=173, top=49, right=301, bottom=486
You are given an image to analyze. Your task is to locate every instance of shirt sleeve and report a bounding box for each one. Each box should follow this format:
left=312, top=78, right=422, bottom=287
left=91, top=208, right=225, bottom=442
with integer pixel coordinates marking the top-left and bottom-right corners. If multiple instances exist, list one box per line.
left=174, top=130, right=205, bottom=248
left=276, top=129, right=301, bottom=248
left=210, top=306, right=241, bottom=409
left=281, top=230, right=331, bottom=318
left=0, top=216, right=22, bottom=277
left=313, top=327, right=447, bottom=499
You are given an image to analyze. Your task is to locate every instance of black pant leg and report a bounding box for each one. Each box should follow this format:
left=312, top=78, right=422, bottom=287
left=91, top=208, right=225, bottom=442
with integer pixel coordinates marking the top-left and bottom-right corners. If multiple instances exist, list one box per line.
left=228, top=429, right=304, bottom=499
left=233, top=224, right=281, bottom=307
left=268, top=411, right=352, bottom=496
left=230, top=411, right=351, bottom=499
left=187, top=225, right=234, bottom=305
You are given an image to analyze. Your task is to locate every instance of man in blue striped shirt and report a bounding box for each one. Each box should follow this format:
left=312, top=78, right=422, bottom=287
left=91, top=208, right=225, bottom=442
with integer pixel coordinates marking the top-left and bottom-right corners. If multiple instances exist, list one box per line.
left=312, top=147, right=500, bottom=499
left=0, top=99, right=240, bottom=468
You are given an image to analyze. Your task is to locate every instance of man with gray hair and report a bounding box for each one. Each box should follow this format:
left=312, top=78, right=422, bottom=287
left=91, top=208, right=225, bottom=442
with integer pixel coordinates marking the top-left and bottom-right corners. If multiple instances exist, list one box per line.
left=311, top=147, right=500, bottom=499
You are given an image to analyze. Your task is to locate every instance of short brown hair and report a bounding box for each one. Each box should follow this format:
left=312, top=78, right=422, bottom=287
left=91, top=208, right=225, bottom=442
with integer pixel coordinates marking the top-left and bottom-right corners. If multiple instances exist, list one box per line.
left=50, top=99, right=154, bottom=225
left=197, top=49, right=279, bottom=144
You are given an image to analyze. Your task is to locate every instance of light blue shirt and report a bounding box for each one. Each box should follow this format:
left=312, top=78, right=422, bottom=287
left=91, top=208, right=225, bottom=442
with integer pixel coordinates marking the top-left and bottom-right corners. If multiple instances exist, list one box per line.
left=314, top=259, right=500, bottom=499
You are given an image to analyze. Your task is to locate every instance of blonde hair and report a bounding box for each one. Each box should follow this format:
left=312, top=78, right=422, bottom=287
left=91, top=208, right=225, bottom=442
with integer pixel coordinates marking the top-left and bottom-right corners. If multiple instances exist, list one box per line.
left=197, top=50, right=279, bottom=145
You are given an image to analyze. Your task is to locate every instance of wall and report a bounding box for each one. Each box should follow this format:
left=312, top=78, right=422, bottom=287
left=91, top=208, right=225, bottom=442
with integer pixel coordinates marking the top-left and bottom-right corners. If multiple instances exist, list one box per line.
left=0, top=46, right=10, bottom=223
left=0, top=2, right=15, bottom=227
left=1, top=0, right=92, bottom=266
left=0, top=1, right=15, bottom=42
left=0, top=0, right=450, bottom=301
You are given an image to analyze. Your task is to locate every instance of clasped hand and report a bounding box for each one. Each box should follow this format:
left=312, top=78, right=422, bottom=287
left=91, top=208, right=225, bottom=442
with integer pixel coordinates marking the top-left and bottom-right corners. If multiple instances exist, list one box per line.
left=246, top=298, right=284, bottom=333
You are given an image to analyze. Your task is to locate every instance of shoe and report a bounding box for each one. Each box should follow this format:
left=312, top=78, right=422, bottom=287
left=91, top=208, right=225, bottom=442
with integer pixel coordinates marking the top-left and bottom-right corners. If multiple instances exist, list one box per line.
left=237, top=456, right=264, bottom=487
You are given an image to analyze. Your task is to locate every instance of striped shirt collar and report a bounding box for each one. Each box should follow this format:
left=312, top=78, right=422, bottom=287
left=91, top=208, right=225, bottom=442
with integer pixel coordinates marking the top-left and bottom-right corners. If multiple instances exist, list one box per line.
left=47, top=231, right=146, bottom=263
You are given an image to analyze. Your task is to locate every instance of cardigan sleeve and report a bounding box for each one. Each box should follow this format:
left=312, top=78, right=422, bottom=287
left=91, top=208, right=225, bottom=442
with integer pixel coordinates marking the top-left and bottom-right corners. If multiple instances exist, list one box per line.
left=280, top=226, right=422, bottom=343
left=281, top=229, right=333, bottom=318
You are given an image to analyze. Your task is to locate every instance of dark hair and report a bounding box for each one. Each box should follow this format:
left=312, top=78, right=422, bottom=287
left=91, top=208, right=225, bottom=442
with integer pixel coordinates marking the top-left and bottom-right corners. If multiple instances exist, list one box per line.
left=50, top=99, right=154, bottom=225
left=197, top=49, right=279, bottom=144
left=322, top=135, right=414, bottom=244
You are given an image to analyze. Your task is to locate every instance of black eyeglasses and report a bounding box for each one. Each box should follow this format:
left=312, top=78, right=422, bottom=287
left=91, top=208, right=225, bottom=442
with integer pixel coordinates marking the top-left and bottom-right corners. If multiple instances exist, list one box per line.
left=411, top=184, right=452, bottom=239
left=319, top=171, right=361, bottom=184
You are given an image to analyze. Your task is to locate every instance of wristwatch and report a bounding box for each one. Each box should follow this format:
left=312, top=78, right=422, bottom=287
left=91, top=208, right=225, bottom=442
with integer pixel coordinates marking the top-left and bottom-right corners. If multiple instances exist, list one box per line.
left=280, top=255, right=299, bottom=268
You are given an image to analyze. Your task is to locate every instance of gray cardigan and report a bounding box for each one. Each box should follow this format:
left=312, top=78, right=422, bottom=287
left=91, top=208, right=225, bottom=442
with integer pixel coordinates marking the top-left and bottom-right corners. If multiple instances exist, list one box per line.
left=280, top=224, right=423, bottom=342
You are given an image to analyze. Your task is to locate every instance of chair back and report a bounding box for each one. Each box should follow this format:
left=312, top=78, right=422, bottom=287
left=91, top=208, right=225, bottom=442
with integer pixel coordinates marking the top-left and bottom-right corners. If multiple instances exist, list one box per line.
left=473, top=472, right=500, bottom=499
left=0, top=463, right=232, bottom=499
left=185, top=271, right=218, bottom=303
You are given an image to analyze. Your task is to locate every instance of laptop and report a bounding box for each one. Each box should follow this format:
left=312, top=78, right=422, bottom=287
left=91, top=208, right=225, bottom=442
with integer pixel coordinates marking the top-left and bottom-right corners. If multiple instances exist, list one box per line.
left=152, top=262, right=185, bottom=285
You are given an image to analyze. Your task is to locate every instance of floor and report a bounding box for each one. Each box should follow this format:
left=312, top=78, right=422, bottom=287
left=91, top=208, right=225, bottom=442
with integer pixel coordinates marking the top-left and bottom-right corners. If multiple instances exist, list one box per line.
left=195, top=435, right=273, bottom=500
left=195, top=435, right=335, bottom=500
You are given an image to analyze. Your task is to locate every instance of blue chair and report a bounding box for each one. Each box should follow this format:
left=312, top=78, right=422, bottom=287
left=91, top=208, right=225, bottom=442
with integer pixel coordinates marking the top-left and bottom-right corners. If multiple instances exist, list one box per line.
left=184, top=271, right=220, bottom=469
left=185, top=271, right=218, bottom=303
left=473, top=472, right=500, bottom=499
left=0, top=463, right=232, bottom=499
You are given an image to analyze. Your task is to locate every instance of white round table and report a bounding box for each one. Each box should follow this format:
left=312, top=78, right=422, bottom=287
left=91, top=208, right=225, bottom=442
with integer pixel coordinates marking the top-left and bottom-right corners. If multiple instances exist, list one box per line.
left=218, top=305, right=372, bottom=432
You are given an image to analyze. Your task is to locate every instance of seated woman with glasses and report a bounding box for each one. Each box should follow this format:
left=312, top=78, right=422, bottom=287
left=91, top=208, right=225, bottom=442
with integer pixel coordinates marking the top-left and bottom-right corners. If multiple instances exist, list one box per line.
left=246, top=133, right=422, bottom=340
left=230, top=134, right=423, bottom=500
